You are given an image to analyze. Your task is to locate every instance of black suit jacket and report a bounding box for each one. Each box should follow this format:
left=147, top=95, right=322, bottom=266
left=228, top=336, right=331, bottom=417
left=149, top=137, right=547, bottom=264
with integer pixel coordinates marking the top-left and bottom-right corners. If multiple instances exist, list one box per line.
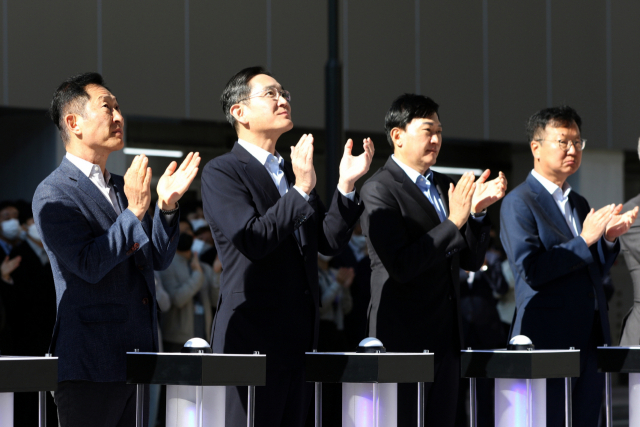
left=201, top=142, right=363, bottom=370
left=361, top=157, right=490, bottom=353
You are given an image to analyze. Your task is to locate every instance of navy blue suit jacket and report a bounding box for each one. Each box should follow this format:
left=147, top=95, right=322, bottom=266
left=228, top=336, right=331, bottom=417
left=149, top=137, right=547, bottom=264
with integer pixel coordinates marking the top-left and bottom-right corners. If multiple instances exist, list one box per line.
left=500, top=172, right=617, bottom=350
left=32, top=157, right=179, bottom=382
left=201, top=142, right=363, bottom=370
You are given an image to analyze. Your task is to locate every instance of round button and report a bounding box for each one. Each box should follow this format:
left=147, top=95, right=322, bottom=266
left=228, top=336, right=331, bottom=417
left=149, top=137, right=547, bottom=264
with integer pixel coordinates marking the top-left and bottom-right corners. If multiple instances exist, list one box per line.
left=142, top=298, right=149, bottom=305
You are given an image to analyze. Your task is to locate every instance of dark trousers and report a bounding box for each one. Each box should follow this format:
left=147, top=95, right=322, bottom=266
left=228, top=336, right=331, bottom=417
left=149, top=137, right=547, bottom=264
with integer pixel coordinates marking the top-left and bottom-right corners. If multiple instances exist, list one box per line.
left=226, top=368, right=312, bottom=427
left=546, top=312, right=604, bottom=427
left=54, top=381, right=149, bottom=427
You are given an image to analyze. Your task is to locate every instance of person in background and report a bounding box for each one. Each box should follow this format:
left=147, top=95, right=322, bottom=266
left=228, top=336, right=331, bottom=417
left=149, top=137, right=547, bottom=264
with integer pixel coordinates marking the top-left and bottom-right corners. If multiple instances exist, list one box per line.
left=0, top=218, right=58, bottom=426
left=159, top=233, right=217, bottom=352
left=317, top=254, right=354, bottom=351
left=619, top=139, right=640, bottom=346
left=0, top=202, right=23, bottom=257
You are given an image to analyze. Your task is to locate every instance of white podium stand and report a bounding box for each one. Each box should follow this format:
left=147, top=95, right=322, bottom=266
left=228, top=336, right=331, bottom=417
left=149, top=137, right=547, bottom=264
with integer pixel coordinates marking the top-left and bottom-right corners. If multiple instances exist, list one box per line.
left=461, top=348, right=579, bottom=427
left=126, top=351, right=266, bottom=427
left=0, top=354, right=57, bottom=427
left=597, top=345, right=640, bottom=427
left=305, top=351, right=434, bottom=427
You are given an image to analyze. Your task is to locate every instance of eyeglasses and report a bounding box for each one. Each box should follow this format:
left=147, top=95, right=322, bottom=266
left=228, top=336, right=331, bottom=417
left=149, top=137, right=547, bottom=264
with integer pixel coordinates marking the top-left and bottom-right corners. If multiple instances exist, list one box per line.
left=238, top=87, right=291, bottom=103
left=535, top=138, right=586, bottom=152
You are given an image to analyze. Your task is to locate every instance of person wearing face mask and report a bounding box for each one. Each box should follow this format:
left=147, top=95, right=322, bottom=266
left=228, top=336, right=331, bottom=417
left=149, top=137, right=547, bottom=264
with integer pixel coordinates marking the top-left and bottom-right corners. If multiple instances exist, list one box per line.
left=159, top=233, right=217, bottom=353
left=0, top=218, right=58, bottom=425
left=0, top=203, right=23, bottom=256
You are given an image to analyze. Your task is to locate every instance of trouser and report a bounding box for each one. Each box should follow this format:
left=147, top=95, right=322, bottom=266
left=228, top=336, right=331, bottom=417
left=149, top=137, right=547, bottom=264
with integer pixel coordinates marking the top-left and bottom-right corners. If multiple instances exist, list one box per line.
left=546, top=312, right=605, bottom=427
left=226, top=367, right=313, bottom=427
left=54, top=381, right=149, bottom=427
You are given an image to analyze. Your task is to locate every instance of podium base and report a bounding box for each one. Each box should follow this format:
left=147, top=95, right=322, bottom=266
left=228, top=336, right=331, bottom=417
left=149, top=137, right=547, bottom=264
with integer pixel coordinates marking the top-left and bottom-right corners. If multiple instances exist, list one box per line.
left=166, top=385, right=225, bottom=427
left=342, top=383, right=397, bottom=427
left=0, top=392, right=13, bottom=427
left=495, top=378, right=546, bottom=427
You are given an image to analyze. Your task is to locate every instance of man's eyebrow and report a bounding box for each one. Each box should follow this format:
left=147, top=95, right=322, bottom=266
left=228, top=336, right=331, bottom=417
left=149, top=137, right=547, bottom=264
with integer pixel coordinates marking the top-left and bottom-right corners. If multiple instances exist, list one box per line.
left=97, top=95, right=117, bottom=101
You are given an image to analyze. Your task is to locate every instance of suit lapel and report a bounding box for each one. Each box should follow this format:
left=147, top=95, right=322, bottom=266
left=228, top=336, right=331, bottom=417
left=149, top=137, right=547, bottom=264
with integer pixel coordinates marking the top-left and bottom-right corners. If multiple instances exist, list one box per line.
left=232, top=143, right=281, bottom=205
left=63, top=158, right=119, bottom=223
left=433, top=172, right=450, bottom=217
left=569, top=191, right=585, bottom=234
left=527, top=173, right=575, bottom=239
left=386, top=158, right=441, bottom=226
left=110, top=175, right=128, bottom=213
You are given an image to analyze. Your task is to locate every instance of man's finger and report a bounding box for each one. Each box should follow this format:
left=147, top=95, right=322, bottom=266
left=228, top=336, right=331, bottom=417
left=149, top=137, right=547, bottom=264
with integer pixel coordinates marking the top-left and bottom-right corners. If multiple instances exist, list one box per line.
left=179, top=152, right=195, bottom=172
left=164, top=161, right=177, bottom=177
left=144, top=167, right=152, bottom=188
left=344, top=139, right=354, bottom=157
left=476, top=169, right=491, bottom=185
left=138, top=156, right=149, bottom=177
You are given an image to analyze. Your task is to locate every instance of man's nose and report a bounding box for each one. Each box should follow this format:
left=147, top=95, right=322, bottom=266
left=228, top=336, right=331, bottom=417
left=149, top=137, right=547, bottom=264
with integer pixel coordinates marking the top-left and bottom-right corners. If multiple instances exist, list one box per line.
left=277, top=94, right=289, bottom=108
left=113, top=109, right=124, bottom=123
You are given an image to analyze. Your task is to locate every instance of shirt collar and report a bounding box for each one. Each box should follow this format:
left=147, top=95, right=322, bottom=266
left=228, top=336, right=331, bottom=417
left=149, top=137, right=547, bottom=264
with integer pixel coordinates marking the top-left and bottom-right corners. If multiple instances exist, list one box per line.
left=237, top=139, right=283, bottom=167
left=65, top=152, right=111, bottom=185
left=531, top=169, right=572, bottom=201
left=391, top=155, right=432, bottom=185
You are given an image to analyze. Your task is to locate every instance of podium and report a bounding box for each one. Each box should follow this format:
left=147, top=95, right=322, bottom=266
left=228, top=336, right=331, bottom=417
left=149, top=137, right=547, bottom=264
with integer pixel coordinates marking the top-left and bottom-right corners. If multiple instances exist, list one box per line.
left=597, top=345, right=640, bottom=427
left=126, top=351, right=266, bottom=427
left=461, top=348, right=579, bottom=427
left=305, top=351, right=434, bottom=427
left=0, top=355, right=57, bottom=427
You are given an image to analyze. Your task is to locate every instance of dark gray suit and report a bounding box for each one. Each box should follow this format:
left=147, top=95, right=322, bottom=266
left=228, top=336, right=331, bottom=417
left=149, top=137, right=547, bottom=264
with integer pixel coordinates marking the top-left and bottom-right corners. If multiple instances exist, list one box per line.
left=620, top=194, right=640, bottom=345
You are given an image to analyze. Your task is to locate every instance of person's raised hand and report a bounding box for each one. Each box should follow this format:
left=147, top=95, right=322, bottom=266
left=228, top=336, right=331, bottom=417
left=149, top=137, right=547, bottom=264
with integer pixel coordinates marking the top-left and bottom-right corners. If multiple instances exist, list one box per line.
left=580, top=204, right=615, bottom=246
left=471, top=170, right=507, bottom=213
left=448, top=172, right=476, bottom=229
left=157, top=152, right=201, bottom=211
left=124, top=155, right=152, bottom=221
left=338, top=138, right=375, bottom=194
left=1, top=255, right=21, bottom=283
left=336, top=267, right=355, bottom=288
left=190, top=252, right=203, bottom=273
left=605, top=205, right=639, bottom=242
left=291, top=134, right=317, bottom=195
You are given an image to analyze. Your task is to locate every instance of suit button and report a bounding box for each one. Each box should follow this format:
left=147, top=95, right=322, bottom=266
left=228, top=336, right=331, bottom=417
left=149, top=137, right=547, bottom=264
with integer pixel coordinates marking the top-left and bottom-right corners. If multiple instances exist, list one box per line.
left=137, top=265, right=145, bottom=271
left=304, top=290, right=309, bottom=295
left=142, top=298, right=149, bottom=305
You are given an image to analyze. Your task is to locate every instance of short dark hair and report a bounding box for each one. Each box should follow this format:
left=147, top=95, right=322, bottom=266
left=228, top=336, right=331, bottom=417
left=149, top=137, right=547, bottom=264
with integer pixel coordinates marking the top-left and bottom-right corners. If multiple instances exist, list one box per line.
left=384, top=94, right=440, bottom=147
left=526, top=105, right=582, bottom=142
left=49, top=72, right=108, bottom=144
left=220, top=66, right=271, bottom=131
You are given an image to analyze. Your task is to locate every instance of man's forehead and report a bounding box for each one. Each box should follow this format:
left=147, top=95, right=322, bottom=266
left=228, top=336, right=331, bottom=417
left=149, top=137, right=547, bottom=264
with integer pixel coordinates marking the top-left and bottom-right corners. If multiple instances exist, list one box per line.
left=411, top=114, right=441, bottom=127
left=86, top=84, right=116, bottom=101
left=544, top=122, right=579, bottom=137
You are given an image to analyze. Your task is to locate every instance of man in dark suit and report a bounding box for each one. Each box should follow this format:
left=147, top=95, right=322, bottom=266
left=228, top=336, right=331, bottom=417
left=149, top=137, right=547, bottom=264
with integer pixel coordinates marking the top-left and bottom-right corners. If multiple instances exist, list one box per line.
left=201, top=66, right=373, bottom=427
left=32, top=72, right=200, bottom=427
left=500, top=105, right=637, bottom=427
left=361, top=93, right=507, bottom=426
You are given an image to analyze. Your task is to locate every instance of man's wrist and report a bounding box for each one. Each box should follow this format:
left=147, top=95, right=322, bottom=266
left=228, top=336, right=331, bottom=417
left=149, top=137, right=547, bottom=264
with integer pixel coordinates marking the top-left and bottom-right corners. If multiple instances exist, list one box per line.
left=159, top=201, right=180, bottom=213
left=470, top=209, right=487, bottom=218
left=337, top=179, right=355, bottom=195
left=158, top=199, right=177, bottom=211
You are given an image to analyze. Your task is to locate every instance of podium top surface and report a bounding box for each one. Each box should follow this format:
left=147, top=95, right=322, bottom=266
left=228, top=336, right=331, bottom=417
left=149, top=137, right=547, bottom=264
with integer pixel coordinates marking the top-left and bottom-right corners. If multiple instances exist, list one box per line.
left=304, top=351, right=434, bottom=383
left=460, top=349, right=580, bottom=379
left=597, top=346, right=640, bottom=373
left=126, top=352, right=266, bottom=386
left=0, top=355, right=58, bottom=392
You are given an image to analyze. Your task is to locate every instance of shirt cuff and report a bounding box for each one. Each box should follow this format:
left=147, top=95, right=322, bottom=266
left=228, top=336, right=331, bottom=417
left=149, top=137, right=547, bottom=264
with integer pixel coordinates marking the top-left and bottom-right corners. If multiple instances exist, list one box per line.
left=603, top=237, right=617, bottom=248
left=293, top=185, right=310, bottom=202
left=338, top=187, right=356, bottom=201
left=470, top=209, right=487, bottom=222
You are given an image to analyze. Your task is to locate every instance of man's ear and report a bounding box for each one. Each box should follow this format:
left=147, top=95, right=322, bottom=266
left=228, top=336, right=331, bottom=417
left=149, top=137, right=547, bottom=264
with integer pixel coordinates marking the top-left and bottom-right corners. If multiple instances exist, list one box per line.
left=230, top=104, right=248, bottom=127
left=530, top=140, right=541, bottom=162
left=391, top=127, right=404, bottom=148
left=64, top=113, right=82, bottom=138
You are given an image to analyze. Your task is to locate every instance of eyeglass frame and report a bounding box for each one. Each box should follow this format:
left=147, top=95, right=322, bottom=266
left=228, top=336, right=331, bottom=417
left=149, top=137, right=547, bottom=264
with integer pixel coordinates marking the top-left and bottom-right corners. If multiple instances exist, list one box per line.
left=534, top=137, right=587, bottom=152
left=237, top=87, right=291, bottom=103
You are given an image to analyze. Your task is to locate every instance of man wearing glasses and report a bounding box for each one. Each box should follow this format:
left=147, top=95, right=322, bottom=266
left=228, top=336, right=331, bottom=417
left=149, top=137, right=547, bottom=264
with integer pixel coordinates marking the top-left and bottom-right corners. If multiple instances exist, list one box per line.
left=201, top=66, right=373, bottom=426
left=500, top=105, right=638, bottom=427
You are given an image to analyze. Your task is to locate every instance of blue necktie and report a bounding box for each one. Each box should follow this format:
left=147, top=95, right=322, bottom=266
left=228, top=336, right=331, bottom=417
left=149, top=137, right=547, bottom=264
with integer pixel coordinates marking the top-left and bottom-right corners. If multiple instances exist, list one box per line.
left=416, top=173, right=447, bottom=223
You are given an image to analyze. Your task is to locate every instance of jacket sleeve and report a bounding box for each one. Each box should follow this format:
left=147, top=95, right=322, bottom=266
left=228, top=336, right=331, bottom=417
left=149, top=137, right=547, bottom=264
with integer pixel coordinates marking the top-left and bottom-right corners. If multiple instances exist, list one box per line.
left=361, top=180, right=468, bottom=284
left=313, top=189, right=364, bottom=256
left=33, top=186, right=151, bottom=284
left=149, top=207, right=180, bottom=271
left=499, top=193, right=595, bottom=290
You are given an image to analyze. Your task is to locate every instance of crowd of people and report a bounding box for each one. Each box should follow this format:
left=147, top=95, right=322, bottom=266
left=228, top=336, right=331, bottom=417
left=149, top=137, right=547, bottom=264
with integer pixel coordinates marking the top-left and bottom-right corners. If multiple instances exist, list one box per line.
left=4, top=67, right=640, bottom=427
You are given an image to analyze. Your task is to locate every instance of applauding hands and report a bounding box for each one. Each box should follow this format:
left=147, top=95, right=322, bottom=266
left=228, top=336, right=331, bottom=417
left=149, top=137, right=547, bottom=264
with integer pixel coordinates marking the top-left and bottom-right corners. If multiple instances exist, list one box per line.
left=125, top=152, right=201, bottom=220
left=448, top=170, right=508, bottom=229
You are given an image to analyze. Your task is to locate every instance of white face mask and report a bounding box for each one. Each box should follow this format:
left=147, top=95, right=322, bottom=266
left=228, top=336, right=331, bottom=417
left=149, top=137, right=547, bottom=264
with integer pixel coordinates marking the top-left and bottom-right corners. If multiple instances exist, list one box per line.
left=2, top=218, right=21, bottom=240
left=28, top=223, right=41, bottom=243
left=190, top=218, right=208, bottom=233
left=318, top=253, right=333, bottom=262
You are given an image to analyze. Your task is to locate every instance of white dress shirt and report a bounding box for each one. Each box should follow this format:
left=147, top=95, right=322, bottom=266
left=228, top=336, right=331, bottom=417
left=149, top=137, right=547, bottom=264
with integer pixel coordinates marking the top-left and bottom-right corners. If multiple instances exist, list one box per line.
left=237, top=139, right=356, bottom=201
left=66, top=152, right=122, bottom=215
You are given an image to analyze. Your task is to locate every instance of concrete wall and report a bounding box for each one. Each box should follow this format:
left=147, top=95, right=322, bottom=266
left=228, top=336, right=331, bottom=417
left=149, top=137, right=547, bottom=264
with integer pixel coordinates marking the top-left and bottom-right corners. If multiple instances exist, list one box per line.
left=1, top=0, right=639, bottom=151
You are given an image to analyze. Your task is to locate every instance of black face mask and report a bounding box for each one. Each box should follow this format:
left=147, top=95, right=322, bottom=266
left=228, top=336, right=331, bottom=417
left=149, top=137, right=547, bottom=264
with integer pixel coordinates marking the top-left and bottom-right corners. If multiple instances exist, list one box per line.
left=177, top=233, right=194, bottom=252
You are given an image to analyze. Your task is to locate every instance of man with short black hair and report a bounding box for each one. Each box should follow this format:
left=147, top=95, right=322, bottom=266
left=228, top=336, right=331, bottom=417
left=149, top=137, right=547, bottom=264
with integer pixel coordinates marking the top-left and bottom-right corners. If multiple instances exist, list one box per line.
left=33, top=72, right=200, bottom=426
left=201, top=66, right=373, bottom=426
left=361, top=93, right=506, bottom=426
left=500, top=105, right=638, bottom=427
